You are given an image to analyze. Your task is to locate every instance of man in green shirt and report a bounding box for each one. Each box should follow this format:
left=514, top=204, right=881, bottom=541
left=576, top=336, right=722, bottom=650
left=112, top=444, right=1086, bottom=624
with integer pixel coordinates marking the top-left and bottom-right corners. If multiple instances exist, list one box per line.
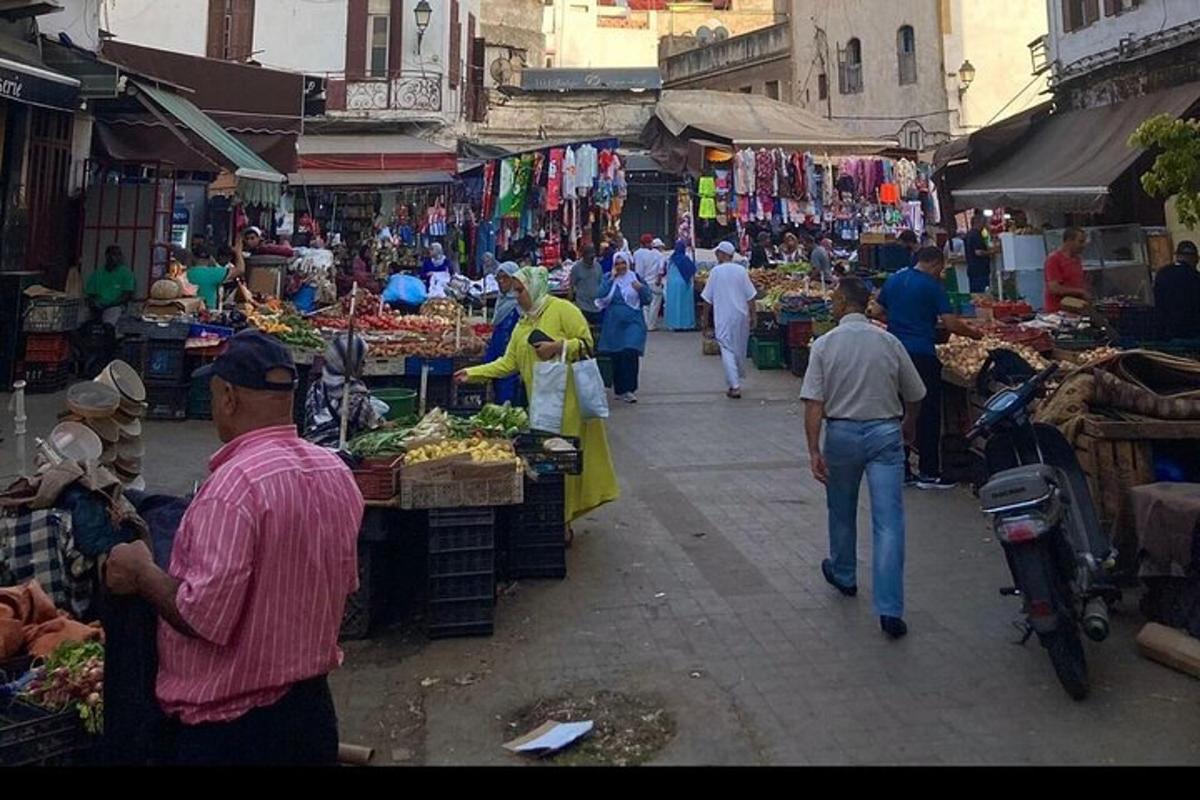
left=187, top=244, right=245, bottom=309
left=86, top=245, right=136, bottom=325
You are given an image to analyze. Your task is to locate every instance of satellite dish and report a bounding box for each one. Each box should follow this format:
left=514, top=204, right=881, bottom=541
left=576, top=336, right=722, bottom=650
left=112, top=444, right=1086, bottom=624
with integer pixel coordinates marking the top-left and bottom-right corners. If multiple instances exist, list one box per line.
left=714, top=26, right=729, bottom=41
left=490, top=56, right=514, bottom=86
left=696, top=26, right=713, bottom=45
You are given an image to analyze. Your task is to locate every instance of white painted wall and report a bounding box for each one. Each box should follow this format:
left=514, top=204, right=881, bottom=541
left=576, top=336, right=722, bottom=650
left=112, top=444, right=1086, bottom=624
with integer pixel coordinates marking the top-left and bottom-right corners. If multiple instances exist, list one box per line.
left=97, top=0, right=207, bottom=55
left=40, top=0, right=104, bottom=51
left=1046, top=0, right=1200, bottom=72
left=944, top=0, right=1049, bottom=132
left=248, top=0, right=345, bottom=74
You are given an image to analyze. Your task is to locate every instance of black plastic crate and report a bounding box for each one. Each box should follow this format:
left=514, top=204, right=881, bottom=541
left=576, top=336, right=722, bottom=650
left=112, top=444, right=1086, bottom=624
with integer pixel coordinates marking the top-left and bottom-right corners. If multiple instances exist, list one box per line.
left=0, top=699, right=89, bottom=766
left=188, top=373, right=212, bottom=420
left=341, top=540, right=384, bottom=641
left=514, top=432, right=583, bottom=476
left=428, top=547, right=494, bottom=577
left=144, top=382, right=189, bottom=421
left=428, top=507, right=496, bottom=529
left=428, top=572, right=495, bottom=602
left=122, top=338, right=188, bottom=384
left=22, top=359, right=71, bottom=393
left=449, top=381, right=492, bottom=410
left=426, top=598, right=494, bottom=639
left=1111, top=305, right=1159, bottom=341
left=789, top=346, right=809, bottom=378
left=293, top=363, right=313, bottom=427
left=507, top=543, right=566, bottom=580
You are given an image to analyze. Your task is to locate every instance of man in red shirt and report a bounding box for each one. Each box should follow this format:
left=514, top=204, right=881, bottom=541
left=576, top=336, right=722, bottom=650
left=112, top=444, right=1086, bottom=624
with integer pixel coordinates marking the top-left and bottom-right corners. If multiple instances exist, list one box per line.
left=1043, top=227, right=1090, bottom=312
left=105, top=330, right=363, bottom=765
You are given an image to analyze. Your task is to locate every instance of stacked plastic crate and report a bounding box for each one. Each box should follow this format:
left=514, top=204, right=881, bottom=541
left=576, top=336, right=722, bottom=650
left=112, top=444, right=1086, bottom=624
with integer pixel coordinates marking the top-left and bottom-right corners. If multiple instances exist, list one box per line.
left=426, top=507, right=497, bottom=638
left=21, top=297, right=81, bottom=393
left=119, top=320, right=191, bottom=420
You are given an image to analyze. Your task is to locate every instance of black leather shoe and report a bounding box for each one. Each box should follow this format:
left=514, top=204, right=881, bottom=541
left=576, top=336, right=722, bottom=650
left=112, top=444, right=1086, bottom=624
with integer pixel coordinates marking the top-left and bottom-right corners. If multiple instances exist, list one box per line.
left=881, top=616, right=908, bottom=639
left=821, top=559, right=857, bottom=597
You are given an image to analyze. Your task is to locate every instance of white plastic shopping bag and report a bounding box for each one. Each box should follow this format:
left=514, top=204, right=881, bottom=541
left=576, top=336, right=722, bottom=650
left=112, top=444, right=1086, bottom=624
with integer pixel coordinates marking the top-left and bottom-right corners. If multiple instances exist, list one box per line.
left=573, top=344, right=609, bottom=420
left=529, top=345, right=568, bottom=434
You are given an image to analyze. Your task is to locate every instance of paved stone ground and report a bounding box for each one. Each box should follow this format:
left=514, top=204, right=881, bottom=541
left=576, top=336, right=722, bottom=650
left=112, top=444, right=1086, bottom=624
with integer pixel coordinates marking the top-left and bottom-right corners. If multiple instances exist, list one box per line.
left=3, top=332, right=1199, bottom=765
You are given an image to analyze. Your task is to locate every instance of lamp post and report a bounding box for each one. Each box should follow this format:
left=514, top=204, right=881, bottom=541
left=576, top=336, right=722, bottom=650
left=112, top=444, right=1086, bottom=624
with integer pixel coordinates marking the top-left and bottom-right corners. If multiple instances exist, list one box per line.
left=414, top=0, right=432, bottom=55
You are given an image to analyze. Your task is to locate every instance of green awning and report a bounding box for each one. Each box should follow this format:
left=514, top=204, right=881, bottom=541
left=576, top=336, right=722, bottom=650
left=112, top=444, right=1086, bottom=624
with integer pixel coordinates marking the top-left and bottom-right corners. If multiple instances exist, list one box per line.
left=133, top=80, right=285, bottom=206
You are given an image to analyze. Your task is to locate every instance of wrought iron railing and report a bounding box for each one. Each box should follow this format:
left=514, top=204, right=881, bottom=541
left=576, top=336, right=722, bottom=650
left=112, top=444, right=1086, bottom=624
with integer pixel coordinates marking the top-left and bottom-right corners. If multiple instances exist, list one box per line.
left=329, top=70, right=445, bottom=113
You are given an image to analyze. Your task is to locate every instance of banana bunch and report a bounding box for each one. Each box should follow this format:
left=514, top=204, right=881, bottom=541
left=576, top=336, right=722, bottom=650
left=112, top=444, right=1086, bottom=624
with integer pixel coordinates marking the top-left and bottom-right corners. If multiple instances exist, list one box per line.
left=406, top=438, right=516, bottom=465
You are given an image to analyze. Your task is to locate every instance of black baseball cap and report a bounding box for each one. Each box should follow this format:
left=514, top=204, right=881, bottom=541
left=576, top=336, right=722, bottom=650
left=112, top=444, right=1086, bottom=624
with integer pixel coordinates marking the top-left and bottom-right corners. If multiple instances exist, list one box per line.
left=1176, top=240, right=1198, bottom=257
left=193, top=329, right=297, bottom=391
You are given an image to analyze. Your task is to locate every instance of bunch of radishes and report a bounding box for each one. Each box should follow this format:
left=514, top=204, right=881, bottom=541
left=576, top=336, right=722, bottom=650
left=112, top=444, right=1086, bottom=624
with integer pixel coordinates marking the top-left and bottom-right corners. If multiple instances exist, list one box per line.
left=19, top=641, right=105, bottom=735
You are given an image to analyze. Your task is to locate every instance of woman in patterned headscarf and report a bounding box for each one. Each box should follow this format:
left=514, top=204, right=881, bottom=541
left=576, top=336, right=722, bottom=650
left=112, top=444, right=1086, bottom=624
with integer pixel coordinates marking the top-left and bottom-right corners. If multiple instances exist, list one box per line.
left=456, top=266, right=619, bottom=537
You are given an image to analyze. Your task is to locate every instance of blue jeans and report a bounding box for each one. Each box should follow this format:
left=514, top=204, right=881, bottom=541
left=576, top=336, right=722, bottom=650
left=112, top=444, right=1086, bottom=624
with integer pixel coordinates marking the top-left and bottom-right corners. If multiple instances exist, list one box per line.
left=823, top=419, right=907, bottom=618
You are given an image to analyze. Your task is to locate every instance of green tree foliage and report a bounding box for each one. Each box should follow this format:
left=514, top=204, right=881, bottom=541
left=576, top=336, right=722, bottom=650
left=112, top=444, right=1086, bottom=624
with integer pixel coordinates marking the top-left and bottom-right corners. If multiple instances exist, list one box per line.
left=1130, top=114, right=1200, bottom=228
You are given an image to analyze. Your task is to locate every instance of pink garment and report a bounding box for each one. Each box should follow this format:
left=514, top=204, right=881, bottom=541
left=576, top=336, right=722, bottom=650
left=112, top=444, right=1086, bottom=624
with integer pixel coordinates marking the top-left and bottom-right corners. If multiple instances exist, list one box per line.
left=156, top=425, right=363, bottom=725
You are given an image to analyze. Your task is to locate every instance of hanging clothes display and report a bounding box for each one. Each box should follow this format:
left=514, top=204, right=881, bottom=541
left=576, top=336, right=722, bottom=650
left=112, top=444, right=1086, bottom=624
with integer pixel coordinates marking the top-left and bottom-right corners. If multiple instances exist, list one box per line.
left=546, top=148, right=564, bottom=212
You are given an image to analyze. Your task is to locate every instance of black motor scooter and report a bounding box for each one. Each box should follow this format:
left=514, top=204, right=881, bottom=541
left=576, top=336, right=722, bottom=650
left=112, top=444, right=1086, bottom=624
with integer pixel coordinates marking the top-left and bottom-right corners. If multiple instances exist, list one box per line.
left=968, top=357, right=1121, bottom=700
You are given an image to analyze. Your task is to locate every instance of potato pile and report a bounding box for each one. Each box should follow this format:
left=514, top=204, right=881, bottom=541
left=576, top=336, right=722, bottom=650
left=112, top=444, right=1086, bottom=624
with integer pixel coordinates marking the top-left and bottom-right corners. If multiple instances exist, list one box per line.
left=937, top=334, right=1049, bottom=381
left=405, top=438, right=517, bottom=466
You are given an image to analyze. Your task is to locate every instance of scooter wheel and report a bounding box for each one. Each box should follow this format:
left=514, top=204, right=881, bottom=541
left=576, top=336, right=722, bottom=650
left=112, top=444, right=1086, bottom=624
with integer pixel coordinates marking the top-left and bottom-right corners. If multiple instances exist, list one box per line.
left=1038, top=625, right=1090, bottom=700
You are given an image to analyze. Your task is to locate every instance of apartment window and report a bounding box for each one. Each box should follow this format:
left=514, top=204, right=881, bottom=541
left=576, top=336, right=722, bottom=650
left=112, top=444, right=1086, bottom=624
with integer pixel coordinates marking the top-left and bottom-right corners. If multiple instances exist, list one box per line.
left=838, top=38, right=863, bottom=95
left=739, top=86, right=753, bottom=94
left=897, top=25, right=917, bottom=85
left=765, top=80, right=780, bottom=100
left=818, top=72, right=828, bottom=100
left=206, top=0, right=255, bottom=61
left=368, top=14, right=389, bottom=77
left=1062, top=0, right=1100, bottom=32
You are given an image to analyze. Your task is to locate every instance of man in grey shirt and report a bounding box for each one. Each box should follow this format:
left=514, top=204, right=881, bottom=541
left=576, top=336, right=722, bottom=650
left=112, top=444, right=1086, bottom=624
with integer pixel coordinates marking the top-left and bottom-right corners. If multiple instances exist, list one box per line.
left=804, top=234, right=833, bottom=281
left=800, top=277, right=926, bottom=639
left=570, top=244, right=604, bottom=325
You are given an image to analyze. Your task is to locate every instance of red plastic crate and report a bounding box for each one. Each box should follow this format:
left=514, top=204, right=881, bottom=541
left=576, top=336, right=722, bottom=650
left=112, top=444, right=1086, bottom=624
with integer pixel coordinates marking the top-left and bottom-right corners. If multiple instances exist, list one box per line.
left=23, top=334, right=70, bottom=363
left=786, top=320, right=814, bottom=348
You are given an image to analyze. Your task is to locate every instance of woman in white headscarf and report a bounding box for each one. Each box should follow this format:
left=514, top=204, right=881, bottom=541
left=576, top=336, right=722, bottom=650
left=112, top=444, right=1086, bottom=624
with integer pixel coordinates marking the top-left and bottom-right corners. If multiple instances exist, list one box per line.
left=420, top=242, right=452, bottom=283
left=596, top=250, right=653, bottom=403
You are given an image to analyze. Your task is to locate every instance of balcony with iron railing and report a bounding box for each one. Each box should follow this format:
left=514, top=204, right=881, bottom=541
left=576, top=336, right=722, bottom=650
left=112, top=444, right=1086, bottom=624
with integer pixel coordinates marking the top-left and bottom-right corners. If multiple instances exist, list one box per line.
left=325, top=70, right=448, bottom=117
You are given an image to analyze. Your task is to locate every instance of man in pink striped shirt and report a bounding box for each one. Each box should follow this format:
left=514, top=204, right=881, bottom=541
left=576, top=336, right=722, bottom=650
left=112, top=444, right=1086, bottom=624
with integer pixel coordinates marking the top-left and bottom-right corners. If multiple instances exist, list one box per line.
left=106, top=330, right=363, bottom=765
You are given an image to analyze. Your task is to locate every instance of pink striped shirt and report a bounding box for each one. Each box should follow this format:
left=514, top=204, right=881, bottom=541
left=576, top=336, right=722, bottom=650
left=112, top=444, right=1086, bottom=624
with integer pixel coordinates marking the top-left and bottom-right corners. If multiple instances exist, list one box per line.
left=156, top=425, right=363, bottom=725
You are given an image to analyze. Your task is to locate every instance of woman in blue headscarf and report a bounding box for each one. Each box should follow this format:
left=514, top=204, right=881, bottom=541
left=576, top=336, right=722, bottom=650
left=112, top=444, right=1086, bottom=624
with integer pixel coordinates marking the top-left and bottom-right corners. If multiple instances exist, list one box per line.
left=485, top=261, right=523, bottom=405
left=664, top=240, right=697, bottom=331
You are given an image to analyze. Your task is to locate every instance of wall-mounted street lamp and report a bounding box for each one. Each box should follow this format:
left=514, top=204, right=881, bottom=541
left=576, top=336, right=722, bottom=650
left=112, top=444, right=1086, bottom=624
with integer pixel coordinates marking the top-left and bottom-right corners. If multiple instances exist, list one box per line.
left=414, top=0, right=433, bottom=54
left=957, top=59, right=976, bottom=97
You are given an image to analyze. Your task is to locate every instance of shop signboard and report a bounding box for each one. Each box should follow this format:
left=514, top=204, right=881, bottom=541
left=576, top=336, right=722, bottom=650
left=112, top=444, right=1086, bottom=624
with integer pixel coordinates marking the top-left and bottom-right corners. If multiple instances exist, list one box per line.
left=0, top=56, right=80, bottom=112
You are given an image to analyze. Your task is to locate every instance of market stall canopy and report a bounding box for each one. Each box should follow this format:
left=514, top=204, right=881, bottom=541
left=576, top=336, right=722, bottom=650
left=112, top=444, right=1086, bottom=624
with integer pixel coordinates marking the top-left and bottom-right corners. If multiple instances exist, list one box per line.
left=290, top=133, right=457, bottom=187
left=932, top=101, right=1051, bottom=173
left=95, top=40, right=304, bottom=173
left=652, top=90, right=896, bottom=151
left=951, top=83, right=1200, bottom=213
left=131, top=81, right=285, bottom=206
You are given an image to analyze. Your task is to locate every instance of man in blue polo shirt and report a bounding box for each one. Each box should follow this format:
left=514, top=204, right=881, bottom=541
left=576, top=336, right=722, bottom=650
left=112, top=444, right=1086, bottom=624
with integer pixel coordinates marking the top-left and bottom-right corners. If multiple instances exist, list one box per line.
left=876, top=247, right=983, bottom=489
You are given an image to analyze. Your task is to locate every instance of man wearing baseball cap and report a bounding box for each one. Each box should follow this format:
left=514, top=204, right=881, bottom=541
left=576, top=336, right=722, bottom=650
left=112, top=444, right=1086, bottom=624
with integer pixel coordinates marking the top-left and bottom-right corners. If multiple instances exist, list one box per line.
left=633, top=234, right=666, bottom=331
left=105, top=329, right=363, bottom=765
left=702, top=240, right=758, bottom=399
left=1154, top=240, right=1200, bottom=340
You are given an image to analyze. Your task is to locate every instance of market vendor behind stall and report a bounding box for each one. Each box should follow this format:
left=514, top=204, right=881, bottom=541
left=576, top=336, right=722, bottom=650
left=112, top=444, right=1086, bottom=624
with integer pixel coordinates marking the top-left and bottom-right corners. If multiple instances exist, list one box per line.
left=304, top=333, right=389, bottom=448
left=1044, top=226, right=1090, bottom=312
left=1154, top=240, right=1200, bottom=340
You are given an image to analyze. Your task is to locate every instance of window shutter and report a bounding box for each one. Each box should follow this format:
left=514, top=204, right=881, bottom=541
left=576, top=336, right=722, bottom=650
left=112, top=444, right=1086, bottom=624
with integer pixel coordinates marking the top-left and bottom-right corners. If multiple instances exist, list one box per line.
left=230, top=0, right=255, bottom=61
left=346, top=0, right=368, bottom=79
left=205, top=0, right=225, bottom=59
left=1084, top=0, right=1100, bottom=25
left=1062, top=0, right=1077, bottom=31
left=449, top=0, right=462, bottom=88
left=1103, top=0, right=1117, bottom=15
left=389, top=0, right=404, bottom=77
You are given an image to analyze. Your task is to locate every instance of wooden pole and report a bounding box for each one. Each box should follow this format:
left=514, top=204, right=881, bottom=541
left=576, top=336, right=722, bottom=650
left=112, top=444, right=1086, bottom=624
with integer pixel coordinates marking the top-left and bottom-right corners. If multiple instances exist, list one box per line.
left=338, top=281, right=359, bottom=450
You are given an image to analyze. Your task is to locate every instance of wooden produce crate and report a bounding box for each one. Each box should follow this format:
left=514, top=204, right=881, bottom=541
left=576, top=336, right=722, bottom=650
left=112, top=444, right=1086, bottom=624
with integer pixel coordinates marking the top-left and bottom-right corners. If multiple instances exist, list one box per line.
left=1072, top=419, right=1200, bottom=569
left=352, top=456, right=404, bottom=501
